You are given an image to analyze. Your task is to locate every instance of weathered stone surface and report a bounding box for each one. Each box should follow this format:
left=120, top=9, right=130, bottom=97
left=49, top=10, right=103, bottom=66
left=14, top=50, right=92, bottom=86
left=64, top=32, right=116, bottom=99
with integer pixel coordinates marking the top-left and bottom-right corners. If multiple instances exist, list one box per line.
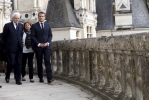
left=51, top=32, right=149, bottom=100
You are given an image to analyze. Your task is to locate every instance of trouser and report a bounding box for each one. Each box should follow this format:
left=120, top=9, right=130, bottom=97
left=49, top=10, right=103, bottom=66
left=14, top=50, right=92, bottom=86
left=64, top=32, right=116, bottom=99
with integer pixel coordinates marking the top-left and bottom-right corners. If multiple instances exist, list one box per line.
left=35, top=49, right=52, bottom=80
left=22, top=53, right=34, bottom=79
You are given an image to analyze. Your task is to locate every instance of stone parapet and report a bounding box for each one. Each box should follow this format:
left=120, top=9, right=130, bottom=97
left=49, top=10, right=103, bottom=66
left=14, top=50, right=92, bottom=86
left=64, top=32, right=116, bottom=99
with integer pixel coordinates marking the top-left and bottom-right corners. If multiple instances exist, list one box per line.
left=51, top=32, right=149, bottom=100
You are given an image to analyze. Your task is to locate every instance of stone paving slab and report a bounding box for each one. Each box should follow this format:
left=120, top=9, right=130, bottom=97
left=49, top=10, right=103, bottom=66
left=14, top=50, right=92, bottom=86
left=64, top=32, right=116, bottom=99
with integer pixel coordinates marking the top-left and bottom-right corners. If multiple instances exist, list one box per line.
left=0, top=73, right=99, bottom=100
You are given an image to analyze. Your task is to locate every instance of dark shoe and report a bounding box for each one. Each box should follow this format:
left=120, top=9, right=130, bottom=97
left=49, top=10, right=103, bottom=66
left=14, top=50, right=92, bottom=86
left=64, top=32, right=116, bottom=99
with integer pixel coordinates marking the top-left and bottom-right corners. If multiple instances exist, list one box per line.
left=39, top=78, right=44, bottom=83
left=5, top=77, right=9, bottom=83
left=16, top=81, right=22, bottom=85
left=30, top=79, right=34, bottom=83
left=48, top=78, right=55, bottom=84
left=0, top=85, right=2, bottom=88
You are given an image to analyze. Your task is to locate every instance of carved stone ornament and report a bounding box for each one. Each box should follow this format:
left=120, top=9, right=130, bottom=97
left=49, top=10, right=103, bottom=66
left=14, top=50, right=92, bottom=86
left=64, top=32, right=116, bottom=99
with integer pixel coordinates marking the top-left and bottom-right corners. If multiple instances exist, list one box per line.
left=4, top=6, right=11, bottom=19
left=115, top=0, right=130, bottom=11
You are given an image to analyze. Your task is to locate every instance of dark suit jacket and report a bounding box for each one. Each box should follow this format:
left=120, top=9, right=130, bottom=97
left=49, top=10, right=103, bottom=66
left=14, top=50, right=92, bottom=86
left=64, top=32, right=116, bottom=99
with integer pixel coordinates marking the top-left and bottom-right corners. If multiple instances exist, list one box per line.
left=2, top=22, right=23, bottom=53
left=31, top=22, right=53, bottom=51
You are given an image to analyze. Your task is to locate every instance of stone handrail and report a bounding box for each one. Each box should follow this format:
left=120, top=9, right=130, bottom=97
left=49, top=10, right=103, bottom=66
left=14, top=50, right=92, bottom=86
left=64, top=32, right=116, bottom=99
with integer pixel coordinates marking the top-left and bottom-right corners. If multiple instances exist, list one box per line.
left=51, top=33, right=149, bottom=100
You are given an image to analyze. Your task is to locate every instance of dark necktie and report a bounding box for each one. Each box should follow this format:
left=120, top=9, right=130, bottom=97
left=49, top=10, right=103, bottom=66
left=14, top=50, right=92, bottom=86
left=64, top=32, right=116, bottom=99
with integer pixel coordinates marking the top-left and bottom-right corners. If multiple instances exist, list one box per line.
left=41, top=23, right=44, bottom=32
left=16, top=23, right=19, bottom=31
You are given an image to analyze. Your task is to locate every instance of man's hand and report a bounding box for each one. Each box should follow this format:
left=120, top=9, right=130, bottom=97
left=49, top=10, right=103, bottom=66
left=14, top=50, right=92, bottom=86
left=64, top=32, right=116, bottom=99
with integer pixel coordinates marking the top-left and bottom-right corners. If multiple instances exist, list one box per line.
left=39, top=43, right=45, bottom=48
left=43, top=43, right=48, bottom=47
left=39, top=43, right=49, bottom=48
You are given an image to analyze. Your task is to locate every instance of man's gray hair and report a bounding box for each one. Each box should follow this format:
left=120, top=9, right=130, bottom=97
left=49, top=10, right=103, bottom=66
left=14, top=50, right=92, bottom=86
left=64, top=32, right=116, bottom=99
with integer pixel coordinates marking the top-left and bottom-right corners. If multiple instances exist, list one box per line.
left=12, top=12, right=21, bottom=18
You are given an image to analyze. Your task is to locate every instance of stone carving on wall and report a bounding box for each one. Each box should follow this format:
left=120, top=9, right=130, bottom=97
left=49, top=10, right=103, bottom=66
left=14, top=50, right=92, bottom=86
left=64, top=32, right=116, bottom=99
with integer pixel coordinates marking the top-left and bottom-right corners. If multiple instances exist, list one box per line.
left=4, top=6, right=11, bottom=19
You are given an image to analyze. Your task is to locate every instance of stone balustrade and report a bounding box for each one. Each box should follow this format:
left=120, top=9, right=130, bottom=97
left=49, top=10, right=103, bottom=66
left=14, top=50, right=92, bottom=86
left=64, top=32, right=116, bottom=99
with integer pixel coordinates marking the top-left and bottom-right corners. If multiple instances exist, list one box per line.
left=0, top=32, right=149, bottom=99
left=51, top=33, right=149, bottom=100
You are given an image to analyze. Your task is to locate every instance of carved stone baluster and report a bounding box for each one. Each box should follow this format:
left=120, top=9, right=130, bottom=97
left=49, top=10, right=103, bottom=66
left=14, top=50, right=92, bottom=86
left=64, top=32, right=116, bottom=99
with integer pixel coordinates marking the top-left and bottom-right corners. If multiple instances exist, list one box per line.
left=51, top=50, right=57, bottom=74
left=79, top=50, right=85, bottom=81
left=68, top=50, right=74, bottom=76
left=57, top=50, right=63, bottom=75
left=134, top=53, right=143, bottom=100
left=98, top=51, right=106, bottom=89
left=113, top=51, right=122, bottom=97
left=62, top=50, right=69, bottom=75
left=90, top=50, right=98, bottom=85
left=33, top=55, right=37, bottom=73
left=84, top=50, right=90, bottom=82
left=74, top=50, right=80, bottom=77
left=104, top=50, right=113, bottom=92
left=123, top=53, right=132, bottom=100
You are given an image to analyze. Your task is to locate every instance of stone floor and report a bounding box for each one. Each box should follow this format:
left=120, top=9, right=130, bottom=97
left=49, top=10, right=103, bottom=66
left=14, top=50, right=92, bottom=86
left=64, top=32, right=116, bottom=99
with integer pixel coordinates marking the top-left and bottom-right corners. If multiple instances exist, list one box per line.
left=0, top=73, right=99, bottom=100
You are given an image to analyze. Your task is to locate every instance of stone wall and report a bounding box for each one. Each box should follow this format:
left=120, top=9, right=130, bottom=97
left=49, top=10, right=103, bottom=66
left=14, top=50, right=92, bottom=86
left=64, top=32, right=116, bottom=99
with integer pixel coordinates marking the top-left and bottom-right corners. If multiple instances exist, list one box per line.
left=51, top=32, right=149, bottom=100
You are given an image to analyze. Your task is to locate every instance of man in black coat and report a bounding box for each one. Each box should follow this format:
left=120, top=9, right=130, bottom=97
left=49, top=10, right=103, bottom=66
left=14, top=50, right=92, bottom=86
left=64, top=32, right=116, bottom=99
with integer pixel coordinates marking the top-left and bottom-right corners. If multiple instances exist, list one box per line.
left=3, top=12, right=23, bottom=85
left=31, top=11, right=54, bottom=84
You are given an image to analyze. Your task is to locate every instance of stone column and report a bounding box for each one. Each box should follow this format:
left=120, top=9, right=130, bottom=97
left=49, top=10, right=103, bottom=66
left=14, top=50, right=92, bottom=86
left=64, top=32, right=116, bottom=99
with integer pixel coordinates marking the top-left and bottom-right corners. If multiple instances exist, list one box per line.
left=17, top=0, right=20, bottom=10
left=123, top=51, right=133, bottom=100
left=134, top=54, right=143, bottom=100
left=93, top=0, right=96, bottom=12
left=75, top=50, right=80, bottom=77
left=57, top=50, right=63, bottom=74
left=113, top=50, right=122, bottom=97
left=84, top=50, right=90, bottom=82
left=33, top=0, right=37, bottom=8
left=90, top=50, right=98, bottom=85
left=14, top=0, right=17, bottom=10
left=80, top=50, right=85, bottom=81
left=37, top=0, right=40, bottom=8
left=51, top=50, right=57, bottom=74
left=68, top=50, right=74, bottom=76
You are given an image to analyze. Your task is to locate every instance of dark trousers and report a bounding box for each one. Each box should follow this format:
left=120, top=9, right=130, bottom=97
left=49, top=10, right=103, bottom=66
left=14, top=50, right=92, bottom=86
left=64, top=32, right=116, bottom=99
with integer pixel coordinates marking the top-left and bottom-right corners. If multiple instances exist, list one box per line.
left=6, top=49, right=22, bottom=82
left=22, top=53, right=34, bottom=79
left=35, top=49, right=52, bottom=80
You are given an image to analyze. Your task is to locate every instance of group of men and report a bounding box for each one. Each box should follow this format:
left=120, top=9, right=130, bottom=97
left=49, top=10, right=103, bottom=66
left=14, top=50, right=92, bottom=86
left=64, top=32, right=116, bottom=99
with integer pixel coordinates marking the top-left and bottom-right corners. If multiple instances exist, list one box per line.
left=1, top=11, right=54, bottom=86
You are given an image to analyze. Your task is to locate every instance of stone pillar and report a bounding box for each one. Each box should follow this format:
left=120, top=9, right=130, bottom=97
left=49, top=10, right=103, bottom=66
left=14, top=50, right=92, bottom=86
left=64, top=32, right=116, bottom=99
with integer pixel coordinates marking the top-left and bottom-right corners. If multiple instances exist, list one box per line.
left=37, top=0, right=40, bottom=8
left=62, top=50, right=69, bottom=75
left=123, top=51, right=133, bottom=100
left=68, top=50, right=74, bottom=76
left=90, top=50, right=98, bottom=85
left=57, top=50, right=63, bottom=74
left=98, top=50, right=106, bottom=89
left=51, top=50, right=57, bottom=74
left=134, top=54, right=143, bottom=100
left=17, top=0, right=19, bottom=10
left=84, top=50, right=90, bottom=82
left=14, top=0, right=18, bottom=10
left=104, top=50, right=113, bottom=92
left=113, top=51, right=122, bottom=97
left=33, top=0, right=37, bottom=8
left=79, top=50, right=85, bottom=81
left=75, top=50, right=80, bottom=77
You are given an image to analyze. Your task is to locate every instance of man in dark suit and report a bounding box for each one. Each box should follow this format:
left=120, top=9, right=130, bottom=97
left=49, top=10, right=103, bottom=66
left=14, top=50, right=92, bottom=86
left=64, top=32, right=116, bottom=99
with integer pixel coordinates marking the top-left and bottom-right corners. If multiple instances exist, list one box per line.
left=31, top=11, right=54, bottom=84
left=3, top=12, right=23, bottom=85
